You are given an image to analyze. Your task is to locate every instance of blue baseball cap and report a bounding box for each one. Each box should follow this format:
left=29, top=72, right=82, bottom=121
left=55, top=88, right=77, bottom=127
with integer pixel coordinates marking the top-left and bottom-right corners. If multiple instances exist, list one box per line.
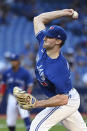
left=10, top=54, right=20, bottom=61
left=44, top=25, right=67, bottom=42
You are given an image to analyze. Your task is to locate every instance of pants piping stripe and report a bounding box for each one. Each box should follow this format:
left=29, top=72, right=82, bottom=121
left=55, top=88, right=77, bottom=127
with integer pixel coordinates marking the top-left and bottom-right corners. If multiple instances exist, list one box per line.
left=35, top=106, right=60, bottom=131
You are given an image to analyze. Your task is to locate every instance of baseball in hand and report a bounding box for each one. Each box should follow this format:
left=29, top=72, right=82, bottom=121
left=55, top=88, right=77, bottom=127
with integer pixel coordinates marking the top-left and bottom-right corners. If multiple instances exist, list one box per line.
left=72, top=11, right=78, bottom=19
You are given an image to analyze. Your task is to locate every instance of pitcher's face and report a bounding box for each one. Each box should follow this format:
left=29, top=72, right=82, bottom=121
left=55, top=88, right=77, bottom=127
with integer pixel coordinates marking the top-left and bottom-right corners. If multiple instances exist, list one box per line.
left=43, top=37, right=57, bottom=50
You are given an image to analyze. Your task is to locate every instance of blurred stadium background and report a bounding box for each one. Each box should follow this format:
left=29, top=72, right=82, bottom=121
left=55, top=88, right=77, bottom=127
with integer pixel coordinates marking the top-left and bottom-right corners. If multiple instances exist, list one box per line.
left=0, top=0, right=87, bottom=130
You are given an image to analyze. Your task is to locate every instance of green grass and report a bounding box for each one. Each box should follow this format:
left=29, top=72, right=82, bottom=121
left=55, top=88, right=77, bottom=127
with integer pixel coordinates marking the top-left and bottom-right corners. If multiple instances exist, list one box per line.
left=0, top=119, right=26, bottom=131
left=0, top=116, right=87, bottom=131
left=0, top=119, right=67, bottom=131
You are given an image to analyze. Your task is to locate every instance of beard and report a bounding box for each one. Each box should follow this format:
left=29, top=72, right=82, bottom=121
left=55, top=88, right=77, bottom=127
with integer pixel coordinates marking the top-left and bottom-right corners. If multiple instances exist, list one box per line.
left=43, top=42, right=53, bottom=50
left=43, top=43, right=47, bottom=49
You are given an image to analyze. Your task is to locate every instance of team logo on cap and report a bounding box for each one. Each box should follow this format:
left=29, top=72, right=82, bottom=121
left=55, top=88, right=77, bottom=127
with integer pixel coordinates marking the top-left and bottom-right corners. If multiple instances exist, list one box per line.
left=41, top=82, right=48, bottom=86
left=49, top=26, right=54, bottom=29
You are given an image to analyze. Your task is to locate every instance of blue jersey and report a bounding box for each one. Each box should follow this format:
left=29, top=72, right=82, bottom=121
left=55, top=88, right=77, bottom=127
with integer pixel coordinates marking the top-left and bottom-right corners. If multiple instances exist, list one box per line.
left=2, top=67, right=33, bottom=94
left=35, top=30, right=72, bottom=97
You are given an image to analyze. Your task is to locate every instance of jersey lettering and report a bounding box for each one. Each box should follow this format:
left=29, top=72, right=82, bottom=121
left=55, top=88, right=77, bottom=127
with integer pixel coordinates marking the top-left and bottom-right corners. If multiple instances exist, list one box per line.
left=67, top=62, right=69, bottom=70
left=37, top=65, right=45, bottom=81
left=36, top=54, right=39, bottom=62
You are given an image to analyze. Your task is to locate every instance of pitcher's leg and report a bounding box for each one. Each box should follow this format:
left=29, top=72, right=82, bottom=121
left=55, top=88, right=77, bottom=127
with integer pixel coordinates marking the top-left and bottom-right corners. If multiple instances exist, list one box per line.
left=30, top=91, right=80, bottom=131
left=61, top=110, right=87, bottom=131
left=30, top=107, right=60, bottom=131
left=30, top=104, right=79, bottom=131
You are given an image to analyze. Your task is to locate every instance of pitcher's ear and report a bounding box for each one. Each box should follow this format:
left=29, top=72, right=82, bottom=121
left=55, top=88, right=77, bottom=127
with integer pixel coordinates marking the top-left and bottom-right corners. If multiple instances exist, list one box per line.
left=56, top=39, right=62, bottom=45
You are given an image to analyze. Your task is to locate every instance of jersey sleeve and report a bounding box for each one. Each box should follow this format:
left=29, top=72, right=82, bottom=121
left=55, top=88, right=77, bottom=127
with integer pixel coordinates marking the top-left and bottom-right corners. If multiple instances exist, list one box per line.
left=36, top=30, right=46, bottom=44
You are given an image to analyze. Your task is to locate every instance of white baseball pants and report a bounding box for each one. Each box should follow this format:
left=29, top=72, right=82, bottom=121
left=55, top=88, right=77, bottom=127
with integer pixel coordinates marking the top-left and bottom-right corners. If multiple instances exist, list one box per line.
left=6, top=94, right=30, bottom=126
left=30, top=88, right=87, bottom=131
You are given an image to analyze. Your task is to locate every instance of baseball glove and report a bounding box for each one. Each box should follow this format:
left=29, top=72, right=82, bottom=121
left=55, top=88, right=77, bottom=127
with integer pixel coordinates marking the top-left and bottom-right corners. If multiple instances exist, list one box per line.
left=13, top=87, right=36, bottom=110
